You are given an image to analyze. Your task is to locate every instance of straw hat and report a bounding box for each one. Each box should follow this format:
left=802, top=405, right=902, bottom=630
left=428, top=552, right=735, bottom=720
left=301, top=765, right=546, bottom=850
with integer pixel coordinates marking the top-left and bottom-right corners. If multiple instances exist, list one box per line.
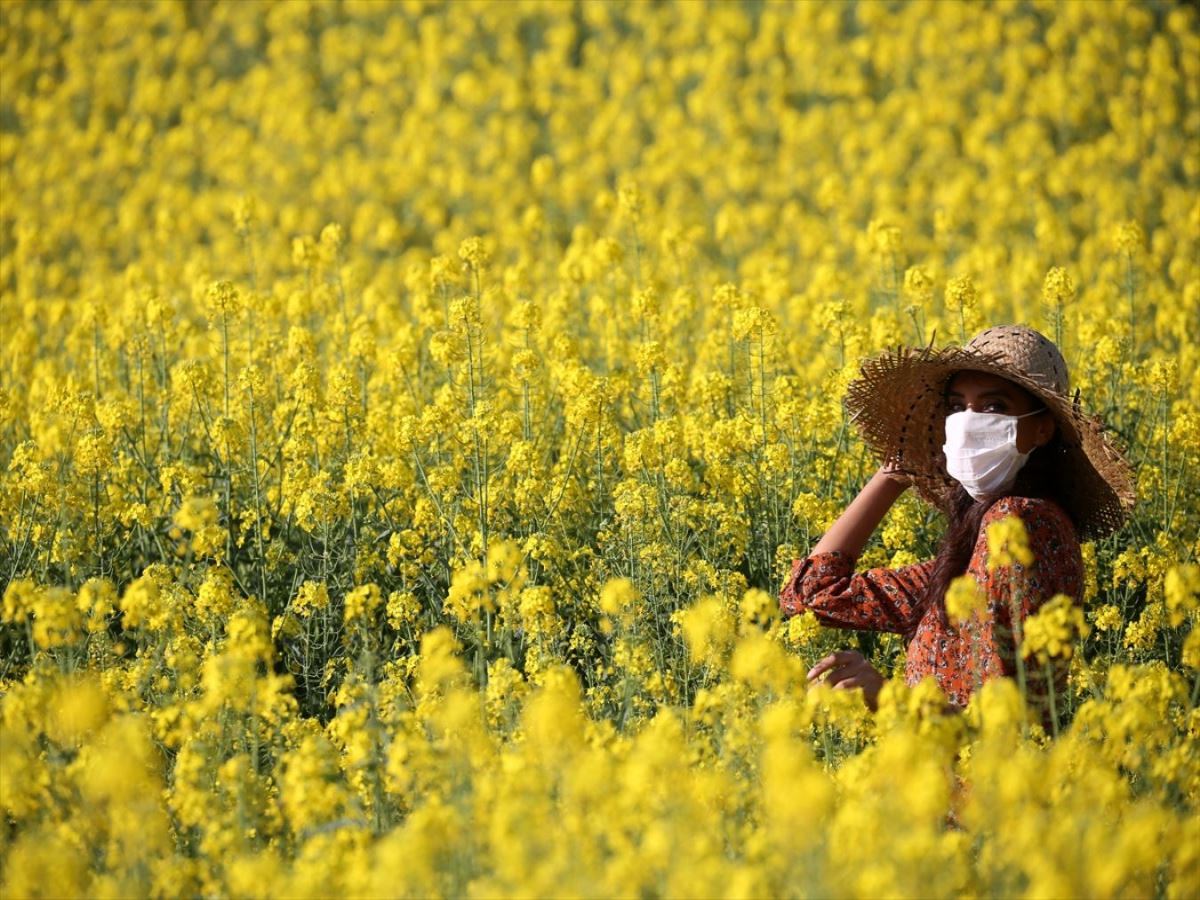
left=843, top=325, right=1136, bottom=539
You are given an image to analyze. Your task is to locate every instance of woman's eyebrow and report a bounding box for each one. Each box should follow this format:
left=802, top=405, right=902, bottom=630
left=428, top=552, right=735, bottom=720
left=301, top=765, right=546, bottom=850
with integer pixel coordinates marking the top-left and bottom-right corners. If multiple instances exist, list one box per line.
left=945, top=389, right=1013, bottom=399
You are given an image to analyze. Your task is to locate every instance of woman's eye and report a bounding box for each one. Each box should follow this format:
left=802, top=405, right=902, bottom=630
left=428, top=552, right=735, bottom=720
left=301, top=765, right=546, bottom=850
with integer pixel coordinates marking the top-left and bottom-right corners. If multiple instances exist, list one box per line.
left=945, top=401, right=1004, bottom=413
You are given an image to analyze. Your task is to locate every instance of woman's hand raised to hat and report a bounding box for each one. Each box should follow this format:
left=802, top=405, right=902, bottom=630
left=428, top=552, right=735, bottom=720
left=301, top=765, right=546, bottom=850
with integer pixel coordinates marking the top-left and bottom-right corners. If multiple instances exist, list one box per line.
left=809, top=462, right=911, bottom=559
left=878, top=459, right=913, bottom=489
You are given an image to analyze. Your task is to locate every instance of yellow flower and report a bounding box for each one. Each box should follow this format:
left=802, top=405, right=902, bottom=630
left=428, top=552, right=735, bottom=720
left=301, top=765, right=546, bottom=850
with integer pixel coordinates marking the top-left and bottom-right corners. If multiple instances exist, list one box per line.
left=868, top=218, right=903, bottom=257
left=1163, top=564, right=1199, bottom=627
left=293, top=581, right=331, bottom=617
left=119, top=568, right=173, bottom=632
left=24, top=588, right=80, bottom=652
left=599, top=577, right=639, bottom=619
left=739, top=587, right=778, bottom=629
left=676, top=595, right=735, bottom=668
left=1113, top=221, right=1144, bottom=255
left=444, top=560, right=492, bottom=624
left=458, top=235, right=490, bottom=270
left=76, top=578, right=116, bottom=633
left=205, top=279, right=241, bottom=318
left=292, top=235, right=318, bottom=268
left=986, top=514, right=1034, bottom=570
left=319, top=221, right=344, bottom=257
left=1022, top=594, right=1090, bottom=664
left=729, top=631, right=793, bottom=691
left=173, top=495, right=224, bottom=558
left=617, top=180, right=643, bottom=218
left=903, top=265, right=934, bottom=304
left=783, top=610, right=822, bottom=651
left=2, top=577, right=39, bottom=624
left=386, top=590, right=421, bottom=631
left=1182, top=627, right=1200, bottom=671
left=195, top=566, right=238, bottom=624
left=945, top=575, right=986, bottom=626
left=344, top=583, right=383, bottom=626
left=944, top=274, right=978, bottom=314
left=417, top=627, right=466, bottom=694
left=635, top=340, right=665, bottom=377
left=233, top=195, right=257, bottom=236
left=1041, top=266, right=1076, bottom=308
left=1089, top=604, right=1123, bottom=632
left=75, top=427, right=112, bottom=477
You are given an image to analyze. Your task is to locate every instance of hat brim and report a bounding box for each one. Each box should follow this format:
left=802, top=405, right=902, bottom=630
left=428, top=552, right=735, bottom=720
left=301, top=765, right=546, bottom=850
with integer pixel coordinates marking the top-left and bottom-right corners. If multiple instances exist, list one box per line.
left=843, top=344, right=1136, bottom=540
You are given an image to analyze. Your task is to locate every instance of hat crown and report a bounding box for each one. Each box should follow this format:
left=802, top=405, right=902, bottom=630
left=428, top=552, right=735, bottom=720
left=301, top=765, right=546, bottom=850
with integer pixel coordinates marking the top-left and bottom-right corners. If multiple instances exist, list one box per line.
left=964, top=325, right=1069, bottom=397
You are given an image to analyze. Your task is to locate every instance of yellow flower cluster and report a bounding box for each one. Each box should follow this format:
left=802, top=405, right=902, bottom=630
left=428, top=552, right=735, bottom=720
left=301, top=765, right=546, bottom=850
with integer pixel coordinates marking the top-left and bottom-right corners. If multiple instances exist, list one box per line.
left=945, top=574, right=987, bottom=627
left=1, top=0, right=1198, bottom=896
left=985, top=514, right=1036, bottom=571
left=1023, top=593, right=1092, bottom=665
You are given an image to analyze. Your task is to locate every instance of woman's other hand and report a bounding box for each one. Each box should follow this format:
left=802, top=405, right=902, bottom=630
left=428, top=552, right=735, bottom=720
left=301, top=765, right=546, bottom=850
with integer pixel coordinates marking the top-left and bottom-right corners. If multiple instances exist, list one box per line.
left=806, top=650, right=886, bottom=711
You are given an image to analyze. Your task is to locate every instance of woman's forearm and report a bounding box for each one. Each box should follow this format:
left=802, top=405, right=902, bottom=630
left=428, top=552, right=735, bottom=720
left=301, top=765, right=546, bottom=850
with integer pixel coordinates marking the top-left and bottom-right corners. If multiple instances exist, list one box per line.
left=810, top=468, right=908, bottom=561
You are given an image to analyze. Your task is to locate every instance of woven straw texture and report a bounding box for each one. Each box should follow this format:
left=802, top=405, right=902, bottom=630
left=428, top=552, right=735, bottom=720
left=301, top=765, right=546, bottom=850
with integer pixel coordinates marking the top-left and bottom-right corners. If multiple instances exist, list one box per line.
left=843, top=325, right=1136, bottom=540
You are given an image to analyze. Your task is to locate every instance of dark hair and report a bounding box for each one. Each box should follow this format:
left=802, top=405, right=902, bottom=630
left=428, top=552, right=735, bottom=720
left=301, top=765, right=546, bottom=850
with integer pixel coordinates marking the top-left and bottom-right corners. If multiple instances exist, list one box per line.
left=916, top=384, right=1076, bottom=630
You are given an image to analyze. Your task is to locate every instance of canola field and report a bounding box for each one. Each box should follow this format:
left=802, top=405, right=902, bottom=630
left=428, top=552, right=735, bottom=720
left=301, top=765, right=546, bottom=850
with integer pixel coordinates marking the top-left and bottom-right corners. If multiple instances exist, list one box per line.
left=1, top=1, right=1199, bottom=896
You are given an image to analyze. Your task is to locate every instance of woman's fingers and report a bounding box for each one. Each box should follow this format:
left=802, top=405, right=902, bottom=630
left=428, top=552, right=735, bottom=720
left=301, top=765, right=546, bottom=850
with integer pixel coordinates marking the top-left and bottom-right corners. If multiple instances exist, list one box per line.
left=830, top=667, right=885, bottom=711
left=824, top=664, right=866, bottom=688
left=806, top=648, right=864, bottom=681
left=806, top=649, right=863, bottom=682
left=806, top=654, right=837, bottom=681
left=805, top=653, right=884, bottom=712
left=879, top=458, right=913, bottom=488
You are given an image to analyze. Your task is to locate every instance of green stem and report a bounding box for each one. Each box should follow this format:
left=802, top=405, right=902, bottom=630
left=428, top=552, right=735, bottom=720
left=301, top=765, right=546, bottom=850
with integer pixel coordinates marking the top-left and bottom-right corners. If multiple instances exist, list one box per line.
left=1045, top=658, right=1059, bottom=740
left=248, top=393, right=268, bottom=602
left=93, top=319, right=102, bottom=398
left=1125, top=254, right=1136, bottom=360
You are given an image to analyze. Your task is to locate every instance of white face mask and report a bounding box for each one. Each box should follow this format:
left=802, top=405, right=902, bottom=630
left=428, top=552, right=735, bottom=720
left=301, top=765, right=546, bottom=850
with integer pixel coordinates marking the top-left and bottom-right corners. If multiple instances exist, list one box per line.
left=942, top=408, right=1045, bottom=501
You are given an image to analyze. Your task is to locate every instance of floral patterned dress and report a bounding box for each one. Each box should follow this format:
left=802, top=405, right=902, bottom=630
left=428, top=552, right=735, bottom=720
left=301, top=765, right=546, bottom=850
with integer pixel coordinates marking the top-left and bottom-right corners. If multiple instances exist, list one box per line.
left=779, top=495, right=1084, bottom=716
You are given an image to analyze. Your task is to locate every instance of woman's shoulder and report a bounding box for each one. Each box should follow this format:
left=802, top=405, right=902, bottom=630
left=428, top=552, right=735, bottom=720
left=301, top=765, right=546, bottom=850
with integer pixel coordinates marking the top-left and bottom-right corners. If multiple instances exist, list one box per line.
left=981, top=495, right=1078, bottom=541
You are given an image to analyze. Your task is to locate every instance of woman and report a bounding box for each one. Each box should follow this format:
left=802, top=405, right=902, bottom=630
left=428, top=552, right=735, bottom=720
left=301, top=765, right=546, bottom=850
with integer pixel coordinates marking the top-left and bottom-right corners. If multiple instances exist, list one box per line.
left=779, top=325, right=1135, bottom=723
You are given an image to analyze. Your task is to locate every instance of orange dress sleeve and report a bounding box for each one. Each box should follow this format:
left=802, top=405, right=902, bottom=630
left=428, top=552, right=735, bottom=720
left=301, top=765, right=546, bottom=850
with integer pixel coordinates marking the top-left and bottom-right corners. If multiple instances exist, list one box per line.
left=779, top=549, right=936, bottom=635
